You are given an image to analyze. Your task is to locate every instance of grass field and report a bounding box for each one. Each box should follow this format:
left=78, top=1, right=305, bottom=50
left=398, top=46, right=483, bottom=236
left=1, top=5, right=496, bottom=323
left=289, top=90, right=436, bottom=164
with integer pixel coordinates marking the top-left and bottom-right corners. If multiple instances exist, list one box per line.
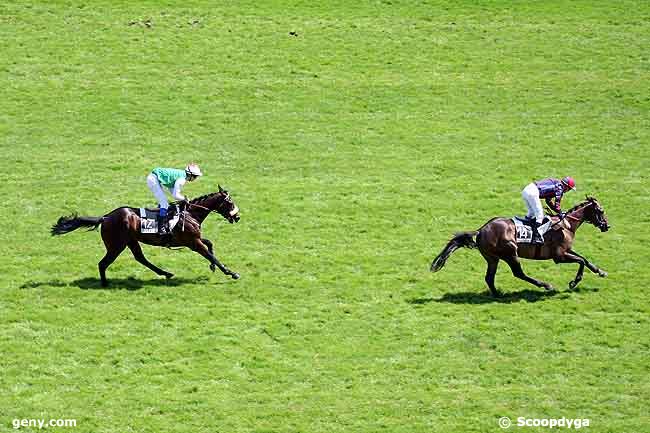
left=1, top=1, right=649, bottom=432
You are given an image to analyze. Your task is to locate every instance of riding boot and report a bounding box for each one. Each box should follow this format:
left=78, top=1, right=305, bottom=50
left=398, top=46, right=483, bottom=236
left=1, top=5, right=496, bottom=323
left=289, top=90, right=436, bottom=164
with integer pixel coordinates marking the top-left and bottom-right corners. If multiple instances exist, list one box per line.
left=530, top=220, right=544, bottom=245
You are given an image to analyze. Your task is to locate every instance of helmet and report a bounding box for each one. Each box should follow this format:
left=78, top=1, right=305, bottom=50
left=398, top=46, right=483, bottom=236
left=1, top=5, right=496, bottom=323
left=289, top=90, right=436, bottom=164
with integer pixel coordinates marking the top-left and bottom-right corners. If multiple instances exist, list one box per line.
left=562, top=176, right=576, bottom=191
left=185, top=163, right=202, bottom=177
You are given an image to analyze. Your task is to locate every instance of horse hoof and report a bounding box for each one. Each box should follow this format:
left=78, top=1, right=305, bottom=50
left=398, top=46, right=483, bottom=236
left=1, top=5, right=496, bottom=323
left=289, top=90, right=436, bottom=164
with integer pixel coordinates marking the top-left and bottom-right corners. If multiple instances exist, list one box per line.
left=165, top=273, right=174, bottom=280
left=544, top=285, right=555, bottom=292
left=231, top=273, right=240, bottom=280
left=599, top=271, right=608, bottom=278
left=210, top=264, right=216, bottom=272
left=569, top=281, right=578, bottom=290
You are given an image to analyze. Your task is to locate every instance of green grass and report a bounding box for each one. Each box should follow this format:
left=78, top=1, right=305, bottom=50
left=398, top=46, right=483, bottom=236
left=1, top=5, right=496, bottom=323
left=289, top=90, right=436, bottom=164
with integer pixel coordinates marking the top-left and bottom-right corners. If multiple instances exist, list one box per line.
left=1, top=1, right=649, bottom=432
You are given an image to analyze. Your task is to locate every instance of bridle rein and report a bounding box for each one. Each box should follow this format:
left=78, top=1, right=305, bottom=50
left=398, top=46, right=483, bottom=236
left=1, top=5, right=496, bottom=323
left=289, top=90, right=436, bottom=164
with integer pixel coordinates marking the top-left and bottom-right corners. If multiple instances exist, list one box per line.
left=182, top=195, right=239, bottom=219
left=550, top=200, right=593, bottom=228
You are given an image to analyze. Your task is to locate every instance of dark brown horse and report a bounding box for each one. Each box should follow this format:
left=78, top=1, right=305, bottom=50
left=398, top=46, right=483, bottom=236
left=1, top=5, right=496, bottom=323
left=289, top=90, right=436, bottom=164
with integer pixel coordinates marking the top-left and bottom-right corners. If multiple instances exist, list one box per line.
left=431, top=196, right=610, bottom=296
left=52, top=185, right=241, bottom=287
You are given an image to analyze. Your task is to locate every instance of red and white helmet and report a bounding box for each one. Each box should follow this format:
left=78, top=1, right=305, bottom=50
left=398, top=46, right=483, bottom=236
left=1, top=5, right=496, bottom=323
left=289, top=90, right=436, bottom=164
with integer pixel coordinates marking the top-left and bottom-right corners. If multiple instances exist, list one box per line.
left=185, top=163, right=202, bottom=177
left=562, top=176, right=576, bottom=191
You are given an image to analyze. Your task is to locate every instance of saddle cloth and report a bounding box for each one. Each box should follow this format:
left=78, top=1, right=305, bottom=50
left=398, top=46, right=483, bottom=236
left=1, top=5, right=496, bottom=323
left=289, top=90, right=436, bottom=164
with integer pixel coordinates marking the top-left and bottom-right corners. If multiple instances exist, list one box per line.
left=512, top=216, right=552, bottom=244
left=139, top=208, right=181, bottom=234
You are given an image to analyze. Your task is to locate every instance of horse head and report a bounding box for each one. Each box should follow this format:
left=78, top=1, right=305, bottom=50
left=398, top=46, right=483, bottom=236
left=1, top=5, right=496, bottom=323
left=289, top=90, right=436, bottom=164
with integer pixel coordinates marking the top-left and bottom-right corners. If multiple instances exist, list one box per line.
left=583, top=196, right=610, bottom=232
left=217, top=185, right=240, bottom=223
left=189, top=186, right=240, bottom=224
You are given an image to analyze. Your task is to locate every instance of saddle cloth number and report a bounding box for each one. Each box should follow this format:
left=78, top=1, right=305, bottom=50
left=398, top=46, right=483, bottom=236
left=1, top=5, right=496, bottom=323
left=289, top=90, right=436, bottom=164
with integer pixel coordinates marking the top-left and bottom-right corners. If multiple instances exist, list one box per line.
left=140, top=218, right=158, bottom=234
left=140, top=208, right=159, bottom=234
left=139, top=207, right=180, bottom=234
left=512, top=217, right=551, bottom=244
left=515, top=225, right=533, bottom=243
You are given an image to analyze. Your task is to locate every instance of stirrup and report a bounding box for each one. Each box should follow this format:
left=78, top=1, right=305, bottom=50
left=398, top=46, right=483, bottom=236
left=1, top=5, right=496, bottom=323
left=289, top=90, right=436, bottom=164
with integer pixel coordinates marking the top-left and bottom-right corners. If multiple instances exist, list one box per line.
left=528, top=220, right=544, bottom=244
left=157, top=218, right=169, bottom=235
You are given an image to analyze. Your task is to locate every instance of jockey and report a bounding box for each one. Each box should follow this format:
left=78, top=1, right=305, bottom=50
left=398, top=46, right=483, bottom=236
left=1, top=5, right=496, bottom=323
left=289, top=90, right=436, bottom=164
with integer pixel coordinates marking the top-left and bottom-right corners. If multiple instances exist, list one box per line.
left=521, top=176, right=576, bottom=244
left=146, top=163, right=202, bottom=235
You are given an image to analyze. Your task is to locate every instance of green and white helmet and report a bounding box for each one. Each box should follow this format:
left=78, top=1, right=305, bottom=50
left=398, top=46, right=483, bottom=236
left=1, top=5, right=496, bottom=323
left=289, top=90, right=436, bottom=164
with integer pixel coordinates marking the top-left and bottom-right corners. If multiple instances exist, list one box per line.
left=185, top=163, right=202, bottom=177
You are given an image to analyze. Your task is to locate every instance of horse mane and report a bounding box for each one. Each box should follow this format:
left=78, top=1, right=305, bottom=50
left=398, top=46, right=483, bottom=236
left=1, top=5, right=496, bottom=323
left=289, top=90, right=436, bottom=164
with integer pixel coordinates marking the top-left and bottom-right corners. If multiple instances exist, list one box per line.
left=566, top=196, right=597, bottom=214
left=189, top=191, right=222, bottom=206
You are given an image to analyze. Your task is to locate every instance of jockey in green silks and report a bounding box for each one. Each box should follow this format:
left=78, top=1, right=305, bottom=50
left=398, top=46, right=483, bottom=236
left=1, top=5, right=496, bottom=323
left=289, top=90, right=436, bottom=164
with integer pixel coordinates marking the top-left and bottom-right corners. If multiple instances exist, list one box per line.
left=146, top=163, right=202, bottom=235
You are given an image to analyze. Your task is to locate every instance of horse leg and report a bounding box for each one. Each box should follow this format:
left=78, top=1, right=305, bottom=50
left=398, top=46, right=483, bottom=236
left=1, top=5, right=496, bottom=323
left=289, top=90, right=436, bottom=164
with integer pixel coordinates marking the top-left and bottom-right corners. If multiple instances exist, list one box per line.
left=569, top=258, right=585, bottom=289
left=481, top=254, right=501, bottom=297
left=555, top=251, right=602, bottom=289
left=127, top=240, right=174, bottom=280
left=503, top=256, right=554, bottom=291
left=98, top=243, right=127, bottom=287
left=568, top=249, right=607, bottom=278
left=191, top=239, right=240, bottom=280
left=554, top=253, right=585, bottom=289
left=202, top=238, right=216, bottom=272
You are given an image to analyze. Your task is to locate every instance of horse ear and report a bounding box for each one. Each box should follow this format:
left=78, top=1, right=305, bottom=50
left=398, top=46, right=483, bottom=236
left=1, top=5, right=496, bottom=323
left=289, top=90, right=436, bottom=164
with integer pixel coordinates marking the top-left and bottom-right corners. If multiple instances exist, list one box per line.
left=218, top=184, right=224, bottom=192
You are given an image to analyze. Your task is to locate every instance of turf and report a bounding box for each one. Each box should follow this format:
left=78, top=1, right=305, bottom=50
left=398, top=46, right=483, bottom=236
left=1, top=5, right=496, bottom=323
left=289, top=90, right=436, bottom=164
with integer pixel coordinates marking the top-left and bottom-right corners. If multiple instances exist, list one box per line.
left=1, top=1, right=649, bottom=432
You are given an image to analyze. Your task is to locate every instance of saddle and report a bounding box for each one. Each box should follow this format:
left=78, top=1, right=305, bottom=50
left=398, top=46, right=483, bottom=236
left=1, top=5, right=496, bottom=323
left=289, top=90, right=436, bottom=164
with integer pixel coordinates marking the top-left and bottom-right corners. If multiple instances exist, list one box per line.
left=512, top=216, right=553, bottom=244
left=139, top=204, right=182, bottom=234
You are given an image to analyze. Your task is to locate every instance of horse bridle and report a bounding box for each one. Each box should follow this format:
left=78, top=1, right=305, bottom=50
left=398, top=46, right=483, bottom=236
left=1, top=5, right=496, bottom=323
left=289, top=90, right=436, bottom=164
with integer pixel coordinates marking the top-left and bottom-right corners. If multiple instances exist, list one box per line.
left=552, top=200, right=607, bottom=230
left=183, top=196, right=239, bottom=219
left=590, top=204, right=609, bottom=230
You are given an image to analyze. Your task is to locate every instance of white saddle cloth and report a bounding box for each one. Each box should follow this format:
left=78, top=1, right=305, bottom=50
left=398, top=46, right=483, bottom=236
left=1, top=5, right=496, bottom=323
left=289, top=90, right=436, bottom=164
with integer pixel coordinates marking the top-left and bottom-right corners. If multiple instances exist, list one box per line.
left=512, top=217, right=552, bottom=243
left=139, top=208, right=181, bottom=234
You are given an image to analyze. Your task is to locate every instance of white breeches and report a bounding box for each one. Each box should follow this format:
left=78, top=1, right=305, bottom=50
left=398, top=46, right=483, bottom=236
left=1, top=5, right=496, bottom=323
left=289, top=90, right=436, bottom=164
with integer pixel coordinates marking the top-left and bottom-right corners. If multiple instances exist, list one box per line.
left=522, top=182, right=544, bottom=223
left=147, top=173, right=169, bottom=210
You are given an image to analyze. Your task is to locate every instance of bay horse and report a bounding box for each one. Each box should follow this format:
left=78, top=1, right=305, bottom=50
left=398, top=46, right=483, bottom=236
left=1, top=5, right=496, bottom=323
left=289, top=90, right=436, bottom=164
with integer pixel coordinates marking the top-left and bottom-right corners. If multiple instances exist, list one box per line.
left=52, top=185, right=241, bottom=287
left=430, top=196, right=610, bottom=296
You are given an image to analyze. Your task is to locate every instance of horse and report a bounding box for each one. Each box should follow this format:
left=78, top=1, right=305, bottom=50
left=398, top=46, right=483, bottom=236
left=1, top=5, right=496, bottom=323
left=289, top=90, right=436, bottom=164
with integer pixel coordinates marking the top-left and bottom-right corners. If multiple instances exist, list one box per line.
left=430, top=196, right=610, bottom=296
left=51, top=185, right=241, bottom=287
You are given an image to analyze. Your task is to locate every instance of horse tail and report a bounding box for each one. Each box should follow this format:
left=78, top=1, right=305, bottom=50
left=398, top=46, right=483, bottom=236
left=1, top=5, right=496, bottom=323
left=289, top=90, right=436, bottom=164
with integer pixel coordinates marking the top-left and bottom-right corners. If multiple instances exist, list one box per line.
left=430, top=231, right=478, bottom=272
left=51, top=214, right=103, bottom=236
